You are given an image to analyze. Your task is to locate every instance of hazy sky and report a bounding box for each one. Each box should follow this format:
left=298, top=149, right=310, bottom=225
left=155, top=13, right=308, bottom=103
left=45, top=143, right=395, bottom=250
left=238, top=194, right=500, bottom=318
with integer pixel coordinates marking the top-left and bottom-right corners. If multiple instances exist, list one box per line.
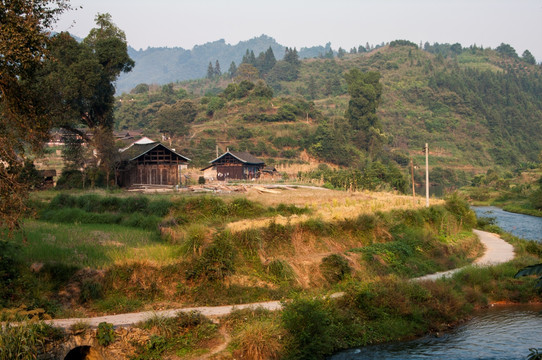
left=54, top=0, right=542, bottom=62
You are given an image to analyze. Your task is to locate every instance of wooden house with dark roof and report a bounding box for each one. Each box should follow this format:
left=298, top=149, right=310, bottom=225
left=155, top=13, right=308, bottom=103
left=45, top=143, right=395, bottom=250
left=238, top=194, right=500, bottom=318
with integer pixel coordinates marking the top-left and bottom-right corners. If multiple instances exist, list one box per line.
left=207, top=151, right=265, bottom=181
left=116, top=139, right=190, bottom=187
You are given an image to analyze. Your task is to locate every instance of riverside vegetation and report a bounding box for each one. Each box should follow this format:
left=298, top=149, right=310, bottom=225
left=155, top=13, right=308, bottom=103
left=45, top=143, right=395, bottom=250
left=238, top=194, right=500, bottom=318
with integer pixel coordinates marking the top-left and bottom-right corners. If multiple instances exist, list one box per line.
left=1, top=190, right=542, bottom=359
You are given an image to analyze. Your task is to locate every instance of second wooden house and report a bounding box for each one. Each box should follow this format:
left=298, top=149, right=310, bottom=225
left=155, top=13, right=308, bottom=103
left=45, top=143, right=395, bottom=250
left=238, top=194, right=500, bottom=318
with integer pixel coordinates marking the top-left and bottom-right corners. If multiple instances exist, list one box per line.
left=205, top=151, right=265, bottom=181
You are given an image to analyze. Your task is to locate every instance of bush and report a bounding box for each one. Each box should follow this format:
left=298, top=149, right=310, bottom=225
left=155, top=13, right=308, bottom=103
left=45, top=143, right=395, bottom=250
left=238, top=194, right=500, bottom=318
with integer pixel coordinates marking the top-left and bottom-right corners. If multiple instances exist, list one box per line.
left=80, top=279, right=103, bottom=303
left=120, top=196, right=150, bottom=214
left=445, top=193, right=477, bottom=229
left=180, top=224, right=207, bottom=256
left=0, top=241, right=20, bottom=305
left=0, top=321, right=65, bottom=359
left=320, top=254, right=351, bottom=283
left=282, top=298, right=334, bottom=360
left=235, top=322, right=283, bottom=360
left=55, top=169, right=85, bottom=189
left=97, top=322, right=115, bottom=346
left=187, top=233, right=237, bottom=281
left=266, top=259, right=295, bottom=282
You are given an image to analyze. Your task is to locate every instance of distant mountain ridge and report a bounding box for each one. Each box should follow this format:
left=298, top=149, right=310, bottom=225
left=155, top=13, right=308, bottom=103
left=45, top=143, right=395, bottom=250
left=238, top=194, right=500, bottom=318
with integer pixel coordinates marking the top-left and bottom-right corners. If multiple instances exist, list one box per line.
left=116, top=35, right=334, bottom=93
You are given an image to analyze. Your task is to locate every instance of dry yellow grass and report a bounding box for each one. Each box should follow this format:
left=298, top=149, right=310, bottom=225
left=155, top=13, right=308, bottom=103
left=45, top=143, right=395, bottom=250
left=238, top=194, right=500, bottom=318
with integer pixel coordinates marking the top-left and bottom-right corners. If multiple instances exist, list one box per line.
left=228, top=187, right=444, bottom=233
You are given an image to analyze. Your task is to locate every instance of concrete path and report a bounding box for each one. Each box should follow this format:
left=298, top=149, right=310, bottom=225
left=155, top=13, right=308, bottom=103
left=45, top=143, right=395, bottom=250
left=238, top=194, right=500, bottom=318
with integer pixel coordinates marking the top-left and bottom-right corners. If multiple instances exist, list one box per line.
left=415, top=229, right=515, bottom=281
left=47, top=229, right=514, bottom=329
left=47, top=301, right=283, bottom=329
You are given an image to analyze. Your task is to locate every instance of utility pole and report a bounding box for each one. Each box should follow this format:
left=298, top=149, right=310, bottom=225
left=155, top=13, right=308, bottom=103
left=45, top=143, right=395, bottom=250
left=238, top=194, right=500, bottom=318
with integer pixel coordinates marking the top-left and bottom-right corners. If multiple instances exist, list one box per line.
left=425, top=143, right=429, bottom=207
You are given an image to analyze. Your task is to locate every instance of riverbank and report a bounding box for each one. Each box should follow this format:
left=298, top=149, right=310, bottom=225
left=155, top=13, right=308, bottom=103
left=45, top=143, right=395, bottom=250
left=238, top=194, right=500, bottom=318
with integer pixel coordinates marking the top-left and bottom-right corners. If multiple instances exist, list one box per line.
left=2, top=192, right=541, bottom=359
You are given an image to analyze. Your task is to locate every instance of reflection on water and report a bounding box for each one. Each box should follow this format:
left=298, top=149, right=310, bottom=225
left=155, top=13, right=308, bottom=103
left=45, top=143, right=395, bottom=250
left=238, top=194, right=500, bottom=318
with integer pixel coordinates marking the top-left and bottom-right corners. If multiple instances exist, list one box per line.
left=330, top=305, right=542, bottom=360
left=473, top=206, right=542, bottom=242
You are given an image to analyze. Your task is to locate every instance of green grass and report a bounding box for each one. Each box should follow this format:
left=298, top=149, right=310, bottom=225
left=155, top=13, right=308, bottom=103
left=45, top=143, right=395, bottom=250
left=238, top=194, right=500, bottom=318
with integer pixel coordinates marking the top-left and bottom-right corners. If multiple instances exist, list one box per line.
left=8, top=220, right=178, bottom=268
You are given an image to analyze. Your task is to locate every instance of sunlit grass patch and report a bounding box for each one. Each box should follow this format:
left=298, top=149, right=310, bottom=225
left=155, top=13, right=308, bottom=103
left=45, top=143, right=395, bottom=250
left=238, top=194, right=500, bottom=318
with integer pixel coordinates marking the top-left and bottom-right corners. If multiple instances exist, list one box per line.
left=9, top=220, right=174, bottom=268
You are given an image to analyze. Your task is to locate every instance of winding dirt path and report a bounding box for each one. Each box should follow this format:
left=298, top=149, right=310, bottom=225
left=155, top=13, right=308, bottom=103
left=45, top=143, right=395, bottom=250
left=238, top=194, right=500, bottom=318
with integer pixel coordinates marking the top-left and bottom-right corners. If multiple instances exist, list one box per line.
left=46, top=230, right=514, bottom=329
left=415, top=229, right=515, bottom=281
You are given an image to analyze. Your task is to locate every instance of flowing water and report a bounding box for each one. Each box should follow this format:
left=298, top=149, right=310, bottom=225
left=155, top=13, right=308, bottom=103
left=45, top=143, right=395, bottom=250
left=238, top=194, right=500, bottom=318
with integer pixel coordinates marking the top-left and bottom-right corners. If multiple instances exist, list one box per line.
left=330, top=305, right=542, bottom=360
left=331, top=207, right=542, bottom=360
left=472, top=206, right=542, bottom=242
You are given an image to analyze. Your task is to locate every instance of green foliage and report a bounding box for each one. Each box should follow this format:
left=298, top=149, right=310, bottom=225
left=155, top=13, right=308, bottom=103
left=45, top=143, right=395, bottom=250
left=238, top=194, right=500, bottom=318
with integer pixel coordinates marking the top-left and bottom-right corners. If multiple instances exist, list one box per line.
left=97, top=322, right=116, bottom=346
left=531, top=188, right=542, bottom=210
left=528, top=348, right=542, bottom=360
left=344, top=68, right=383, bottom=154
left=187, top=232, right=237, bottom=281
left=389, top=40, right=418, bottom=48
left=301, top=161, right=407, bottom=193
left=55, top=169, right=85, bottom=189
left=514, top=263, right=542, bottom=289
left=320, top=254, right=351, bottom=283
left=0, top=241, right=20, bottom=305
left=133, top=311, right=217, bottom=359
left=281, top=298, right=334, bottom=360
left=223, top=80, right=256, bottom=100
left=41, top=194, right=171, bottom=230
left=444, top=194, right=477, bottom=229
left=0, top=321, right=64, bottom=360
left=266, top=259, right=295, bottom=283
left=79, top=279, right=103, bottom=303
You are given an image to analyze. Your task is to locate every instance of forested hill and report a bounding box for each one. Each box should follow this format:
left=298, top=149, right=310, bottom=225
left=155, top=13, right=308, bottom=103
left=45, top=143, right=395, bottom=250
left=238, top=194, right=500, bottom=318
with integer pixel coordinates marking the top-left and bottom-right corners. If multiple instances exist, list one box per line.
left=116, top=35, right=338, bottom=93
left=115, top=41, right=542, bottom=184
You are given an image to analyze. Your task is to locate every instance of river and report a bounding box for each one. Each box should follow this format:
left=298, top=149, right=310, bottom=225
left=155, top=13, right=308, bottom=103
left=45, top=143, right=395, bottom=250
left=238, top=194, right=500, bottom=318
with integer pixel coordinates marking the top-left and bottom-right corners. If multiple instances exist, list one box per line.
left=331, top=305, right=542, bottom=360
left=331, top=207, right=542, bottom=360
left=472, top=206, right=542, bottom=242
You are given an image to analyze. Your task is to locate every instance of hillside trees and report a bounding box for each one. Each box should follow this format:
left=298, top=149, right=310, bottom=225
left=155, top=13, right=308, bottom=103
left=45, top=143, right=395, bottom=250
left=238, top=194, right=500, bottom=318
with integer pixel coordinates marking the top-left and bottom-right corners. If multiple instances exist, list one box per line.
left=344, top=69, right=384, bottom=155
left=0, top=0, right=69, bottom=230
left=427, top=67, right=542, bottom=165
left=522, top=50, right=536, bottom=65
left=155, top=100, right=197, bottom=142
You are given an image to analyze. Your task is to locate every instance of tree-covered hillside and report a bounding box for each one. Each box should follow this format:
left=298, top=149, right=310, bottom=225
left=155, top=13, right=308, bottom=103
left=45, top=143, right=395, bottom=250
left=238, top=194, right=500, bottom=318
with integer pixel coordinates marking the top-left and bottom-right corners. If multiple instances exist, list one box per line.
left=114, top=41, right=542, bottom=188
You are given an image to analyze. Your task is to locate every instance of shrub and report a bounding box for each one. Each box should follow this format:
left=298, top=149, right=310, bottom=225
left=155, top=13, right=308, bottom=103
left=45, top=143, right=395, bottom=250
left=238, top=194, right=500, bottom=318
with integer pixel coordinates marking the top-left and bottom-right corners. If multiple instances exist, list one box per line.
left=120, top=196, right=150, bottom=214
left=234, top=229, right=262, bottom=256
left=180, top=224, right=207, bottom=256
left=187, top=233, right=237, bottom=281
left=0, top=321, right=65, bottom=359
left=235, top=322, right=283, bottom=360
left=79, top=279, right=103, bottom=303
left=0, top=241, right=20, bottom=306
left=198, top=176, right=205, bottom=185
left=266, top=259, right=295, bottom=283
left=282, top=297, right=334, bottom=360
left=146, top=200, right=173, bottom=217
left=96, top=322, right=116, bottom=346
left=320, top=254, right=351, bottom=284
left=445, top=193, right=476, bottom=229
left=55, top=169, right=85, bottom=189
left=122, top=213, right=161, bottom=230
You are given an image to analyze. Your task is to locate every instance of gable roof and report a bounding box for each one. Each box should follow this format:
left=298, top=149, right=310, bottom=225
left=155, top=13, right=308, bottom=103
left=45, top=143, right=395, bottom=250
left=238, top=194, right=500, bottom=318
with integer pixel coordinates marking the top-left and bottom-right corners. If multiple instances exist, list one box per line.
left=210, top=151, right=264, bottom=165
left=119, top=142, right=190, bottom=162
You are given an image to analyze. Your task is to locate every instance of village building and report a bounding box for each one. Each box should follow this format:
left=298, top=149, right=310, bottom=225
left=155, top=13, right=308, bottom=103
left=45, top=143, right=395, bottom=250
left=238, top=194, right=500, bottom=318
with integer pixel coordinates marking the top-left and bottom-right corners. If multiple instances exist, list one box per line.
left=116, top=138, right=190, bottom=187
left=205, top=151, right=265, bottom=181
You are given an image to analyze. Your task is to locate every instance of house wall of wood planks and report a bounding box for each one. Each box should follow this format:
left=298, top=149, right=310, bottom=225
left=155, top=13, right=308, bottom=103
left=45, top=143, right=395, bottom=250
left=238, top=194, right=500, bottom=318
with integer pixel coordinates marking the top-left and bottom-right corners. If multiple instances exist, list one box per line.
left=118, top=147, right=184, bottom=187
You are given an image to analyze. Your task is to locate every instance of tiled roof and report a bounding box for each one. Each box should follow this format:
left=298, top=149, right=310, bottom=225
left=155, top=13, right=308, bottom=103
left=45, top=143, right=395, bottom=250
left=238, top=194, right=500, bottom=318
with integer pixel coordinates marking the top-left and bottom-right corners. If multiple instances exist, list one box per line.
left=119, top=142, right=190, bottom=162
left=210, top=151, right=264, bottom=165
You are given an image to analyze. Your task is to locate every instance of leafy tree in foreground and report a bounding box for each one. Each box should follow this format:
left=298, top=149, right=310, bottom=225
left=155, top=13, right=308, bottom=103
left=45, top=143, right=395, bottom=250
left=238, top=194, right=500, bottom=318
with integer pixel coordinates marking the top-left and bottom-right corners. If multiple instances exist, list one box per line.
left=514, top=263, right=542, bottom=289
left=0, top=0, right=69, bottom=231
